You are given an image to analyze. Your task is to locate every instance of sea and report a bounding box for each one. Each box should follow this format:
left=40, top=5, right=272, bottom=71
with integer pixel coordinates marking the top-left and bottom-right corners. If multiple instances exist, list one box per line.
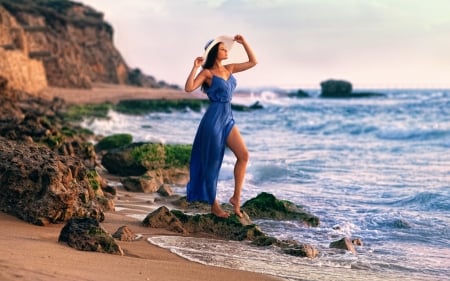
left=81, top=88, right=450, bottom=281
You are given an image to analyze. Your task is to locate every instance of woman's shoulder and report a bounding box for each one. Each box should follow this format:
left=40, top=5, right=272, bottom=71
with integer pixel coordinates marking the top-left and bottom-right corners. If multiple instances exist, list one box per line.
left=224, top=64, right=236, bottom=73
left=199, top=68, right=213, bottom=79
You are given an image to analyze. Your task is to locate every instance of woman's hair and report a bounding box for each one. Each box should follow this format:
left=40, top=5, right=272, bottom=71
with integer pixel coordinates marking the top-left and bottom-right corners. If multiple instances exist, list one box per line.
left=201, top=42, right=220, bottom=92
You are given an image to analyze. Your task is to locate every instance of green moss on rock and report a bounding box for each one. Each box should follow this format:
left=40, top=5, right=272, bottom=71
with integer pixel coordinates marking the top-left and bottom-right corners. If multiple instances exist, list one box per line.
left=131, top=143, right=191, bottom=169
left=96, top=134, right=133, bottom=151
left=242, top=192, right=320, bottom=226
left=63, top=103, right=113, bottom=122
left=115, top=99, right=208, bottom=115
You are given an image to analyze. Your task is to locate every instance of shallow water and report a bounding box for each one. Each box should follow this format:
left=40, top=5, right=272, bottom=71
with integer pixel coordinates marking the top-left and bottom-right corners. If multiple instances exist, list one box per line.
left=83, top=89, right=450, bottom=281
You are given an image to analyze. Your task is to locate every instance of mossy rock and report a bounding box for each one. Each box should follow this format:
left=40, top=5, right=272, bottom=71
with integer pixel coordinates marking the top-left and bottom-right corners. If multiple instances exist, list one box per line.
left=169, top=209, right=265, bottom=241
left=59, top=217, right=123, bottom=255
left=95, top=133, right=132, bottom=151
left=131, top=143, right=191, bottom=169
left=63, top=103, right=113, bottom=122
left=143, top=207, right=319, bottom=257
left=115, top=99, right=208, bottom=115
left=241, top=192, right=320, bottom=226
left=101, top=142, right=191, bottom=176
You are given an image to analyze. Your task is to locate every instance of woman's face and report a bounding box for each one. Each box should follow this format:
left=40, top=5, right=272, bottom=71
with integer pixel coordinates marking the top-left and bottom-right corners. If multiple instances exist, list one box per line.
left=216, top=42, right=228, bottom=60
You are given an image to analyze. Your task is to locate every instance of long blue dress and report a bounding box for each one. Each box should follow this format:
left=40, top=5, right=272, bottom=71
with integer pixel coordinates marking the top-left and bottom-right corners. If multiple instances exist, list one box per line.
left=187, top=74, right=237, bottom=204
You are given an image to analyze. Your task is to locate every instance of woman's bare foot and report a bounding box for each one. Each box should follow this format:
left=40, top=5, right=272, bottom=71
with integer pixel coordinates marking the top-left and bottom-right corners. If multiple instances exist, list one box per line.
left=211, top=200, right=229, bottom=218
left=229, top=197, right=243, bottom=218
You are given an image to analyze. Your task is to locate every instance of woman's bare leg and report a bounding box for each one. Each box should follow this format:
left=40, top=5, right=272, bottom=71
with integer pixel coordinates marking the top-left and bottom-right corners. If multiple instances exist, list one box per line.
left=211, top=199, right=229, bottom=218
left=226, top=126, right=249, bottom=217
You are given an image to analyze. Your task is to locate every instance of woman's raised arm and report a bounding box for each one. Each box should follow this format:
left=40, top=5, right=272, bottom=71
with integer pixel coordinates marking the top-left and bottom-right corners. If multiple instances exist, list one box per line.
left=229, top=34, right=258, bottom=74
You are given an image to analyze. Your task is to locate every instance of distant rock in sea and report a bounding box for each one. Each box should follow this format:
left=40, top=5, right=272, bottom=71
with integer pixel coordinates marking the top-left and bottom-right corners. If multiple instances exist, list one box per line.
left=320, top=79, right=386, bottom=98
left=288, top=89, right=310, bottom=98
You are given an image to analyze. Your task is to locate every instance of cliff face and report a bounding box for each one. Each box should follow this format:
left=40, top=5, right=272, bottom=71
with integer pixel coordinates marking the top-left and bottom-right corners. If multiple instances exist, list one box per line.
left=0, top=6, right=48, bottom=93
left=0, top=0, right=171, bottom=92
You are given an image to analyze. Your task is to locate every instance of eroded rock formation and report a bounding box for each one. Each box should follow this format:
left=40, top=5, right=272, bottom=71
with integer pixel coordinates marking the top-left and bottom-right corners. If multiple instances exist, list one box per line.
left=0, top=0, right=177, bottom=92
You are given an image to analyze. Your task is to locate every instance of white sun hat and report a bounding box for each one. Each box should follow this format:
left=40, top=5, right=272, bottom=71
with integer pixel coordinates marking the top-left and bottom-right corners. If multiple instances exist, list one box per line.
left=202, top=35, right=235, bottom=64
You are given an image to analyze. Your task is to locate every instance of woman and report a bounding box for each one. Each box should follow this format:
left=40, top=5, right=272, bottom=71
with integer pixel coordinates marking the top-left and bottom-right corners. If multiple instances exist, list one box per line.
left=184, top=34, right=257, bottom=218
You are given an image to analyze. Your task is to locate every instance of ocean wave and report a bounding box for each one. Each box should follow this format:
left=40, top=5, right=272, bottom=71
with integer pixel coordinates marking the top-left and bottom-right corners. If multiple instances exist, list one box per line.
left=387, top=192, right=450, bottom=212
left=376, top=128, right=450, bottom=141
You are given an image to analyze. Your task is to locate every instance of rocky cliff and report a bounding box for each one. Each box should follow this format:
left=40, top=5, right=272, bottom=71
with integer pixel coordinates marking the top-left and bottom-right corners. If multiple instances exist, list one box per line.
left=0, top=0, right=174, bottom=93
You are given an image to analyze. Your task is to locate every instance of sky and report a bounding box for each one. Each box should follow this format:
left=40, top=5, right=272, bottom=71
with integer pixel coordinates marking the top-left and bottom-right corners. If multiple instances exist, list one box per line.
left=80, top=0, right=450, bottom=89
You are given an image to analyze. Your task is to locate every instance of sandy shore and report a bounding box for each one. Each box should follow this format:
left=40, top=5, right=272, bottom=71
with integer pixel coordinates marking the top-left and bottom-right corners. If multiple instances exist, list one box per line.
left=0, top=191, right=284, bottom=281
left=1, top=84, right=283, bottom=281
left=42, top=83, right=206, bottom=104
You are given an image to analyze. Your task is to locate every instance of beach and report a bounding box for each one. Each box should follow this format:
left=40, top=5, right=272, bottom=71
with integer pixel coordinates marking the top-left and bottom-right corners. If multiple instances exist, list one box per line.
left=0, top=211, right=282, bottom=281
left=42, top=83, right=205, bottom=104
left=0, top=84, right=283, bottom=281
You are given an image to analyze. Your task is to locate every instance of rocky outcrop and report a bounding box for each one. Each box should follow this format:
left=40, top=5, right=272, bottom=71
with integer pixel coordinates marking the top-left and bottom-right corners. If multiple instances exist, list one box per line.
left=241, top=192, right=320, bottom=226
left=0, top=136, right=105, bottom=225
left=59, top=217, right=123, bottom=255
left=0, top=0, right=178, bottom=91
left=0, top=77, right=113, bottom=226
left=101, top=142, right=190, bottom=189
left=94, top=133, right=133, bottom=152
left=0, top=76, right=97, bottom=168
left=0, top=0, right=126, bottom=88
left=143, top=193, right=322, bottom=258
left=320, top=79, right=386, bottom=98
left=0, top=7, right=47, bottom=93
left=143, top=205, right=319, bottom=258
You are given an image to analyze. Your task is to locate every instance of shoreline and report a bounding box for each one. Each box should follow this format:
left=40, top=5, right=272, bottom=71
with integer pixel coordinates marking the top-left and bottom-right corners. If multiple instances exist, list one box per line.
left=0, top=84, right=284, bottom=281
left=0, top=192, right=284, bottom=281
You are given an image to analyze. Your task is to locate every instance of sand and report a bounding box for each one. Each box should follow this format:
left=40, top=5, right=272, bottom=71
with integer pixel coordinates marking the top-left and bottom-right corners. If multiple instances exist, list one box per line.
left=0, top=84, right=284, bottom=281
left=42, top=83, right=206, bottom=104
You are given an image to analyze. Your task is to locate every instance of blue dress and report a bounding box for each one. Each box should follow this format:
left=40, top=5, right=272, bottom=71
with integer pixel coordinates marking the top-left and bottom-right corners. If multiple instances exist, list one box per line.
left=187, top=74, right=237, bottom=204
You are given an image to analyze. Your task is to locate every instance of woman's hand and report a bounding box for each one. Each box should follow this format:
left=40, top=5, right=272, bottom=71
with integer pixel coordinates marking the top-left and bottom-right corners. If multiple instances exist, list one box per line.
left=193, top=56, right=204, bottom=68
left=234, top=34, right=246, bottom=44
left=229, top=34, right=257, bottom=74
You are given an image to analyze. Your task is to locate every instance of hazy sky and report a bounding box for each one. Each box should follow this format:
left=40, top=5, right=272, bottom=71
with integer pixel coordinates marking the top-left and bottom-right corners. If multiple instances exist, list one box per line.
left=81, top=0, right=450, bottom=89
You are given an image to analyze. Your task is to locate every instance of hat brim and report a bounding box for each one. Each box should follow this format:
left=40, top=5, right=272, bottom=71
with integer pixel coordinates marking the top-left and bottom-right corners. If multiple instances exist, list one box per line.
left=202, top=35, right=235, bottom=65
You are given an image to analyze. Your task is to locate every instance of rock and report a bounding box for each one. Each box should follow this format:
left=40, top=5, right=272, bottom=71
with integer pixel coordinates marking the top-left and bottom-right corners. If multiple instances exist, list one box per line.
left=95, top=133, right=133, bottom=152
left=351, top=91, right=386, bottom=98
left=157, top=184, right=174, bottom=197
left=113, top=225, right=137, bottom=241
left=0, top=75, right=8, bottom=90
left=143, top=206, right=264, bottom=241
left=320, top=79, right=353, bottom=97
left=251, top=236, right=279, bottom=246
left=0, top=137, right=105, bottom=225
left=59, top=217, right=123, bottom=255
left=320, top=79, right=386, bottom=98
left=115, top=99, right=208, bottom=114
left=288, top=89, right=310, bottom=98
left=121, top=172, right=163, bottom=193
left=241, top=192, right=320, bottom=226
left=283, top=244, right=319, bottom=258
left=330, top=237, right=356, bottom=254
left=103, top=185, right=117, bottom=196
left=252, top=237, right=319, bottom=258
left=143, top=206, right=319, bottom=258
left=0, top=1, right=174, bottom=90
left=352, top=238, right=363, bottom=246
left=101, top=144, right=148, bottom=176
left=101, top=142, right=190, bottom=186
left=231, top=101, right=264, bottom=111
left=142, top=206, right=186, bottom=234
